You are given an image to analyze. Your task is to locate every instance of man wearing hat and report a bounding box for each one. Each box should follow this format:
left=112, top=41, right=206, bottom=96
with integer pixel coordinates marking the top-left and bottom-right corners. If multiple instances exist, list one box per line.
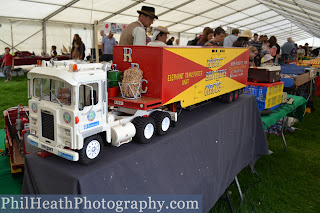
left=232, top=30, right=252, bottom=48
left=147, top=26, right=170, bottom=47
left=223, top=28, right=239, bottom=47
left=119, top=6, right=158, bottom=46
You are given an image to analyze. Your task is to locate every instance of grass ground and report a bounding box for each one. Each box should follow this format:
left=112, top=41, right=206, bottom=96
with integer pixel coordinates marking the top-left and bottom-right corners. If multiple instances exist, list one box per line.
left=0, top=75, right=319, bottom=212
left=0, top=75, right=29, bottom=129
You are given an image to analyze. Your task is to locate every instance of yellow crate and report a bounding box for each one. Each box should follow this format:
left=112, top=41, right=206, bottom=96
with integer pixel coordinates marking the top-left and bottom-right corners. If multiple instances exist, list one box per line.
left=267, top=83, right=284, bottom=98
left=265, top=83, right=283, bottom=109
left=245, top=82, right=284, bottom=111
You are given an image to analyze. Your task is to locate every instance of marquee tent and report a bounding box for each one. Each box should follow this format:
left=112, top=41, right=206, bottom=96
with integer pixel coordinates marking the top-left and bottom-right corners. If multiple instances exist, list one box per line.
left=0, top=0, right=319, bottom=55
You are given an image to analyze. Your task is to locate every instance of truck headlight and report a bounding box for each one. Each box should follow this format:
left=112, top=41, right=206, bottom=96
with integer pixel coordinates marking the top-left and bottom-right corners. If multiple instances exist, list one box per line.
left=65, top=128, right=71, bottom=136
left=31, top=118, right=37, bottom=125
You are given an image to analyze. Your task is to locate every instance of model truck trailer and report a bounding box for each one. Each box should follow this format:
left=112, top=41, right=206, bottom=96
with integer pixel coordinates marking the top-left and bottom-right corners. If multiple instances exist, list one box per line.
left=27, top=46, right=249, bottom=164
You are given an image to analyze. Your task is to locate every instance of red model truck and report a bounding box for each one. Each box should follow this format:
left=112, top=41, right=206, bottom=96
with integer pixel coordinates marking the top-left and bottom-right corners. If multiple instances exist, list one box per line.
left=26, top=46, right=250, bottom=164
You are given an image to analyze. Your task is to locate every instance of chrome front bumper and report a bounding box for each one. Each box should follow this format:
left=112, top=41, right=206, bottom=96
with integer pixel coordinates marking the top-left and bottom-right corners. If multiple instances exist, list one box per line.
left=28, top=135, right=79, bottom=161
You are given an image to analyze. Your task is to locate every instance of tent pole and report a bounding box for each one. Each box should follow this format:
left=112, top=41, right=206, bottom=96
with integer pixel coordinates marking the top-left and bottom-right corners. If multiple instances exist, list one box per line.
left=10, top=20, right=13, bottom=51
left=94, top=20, right=99, bottom=63
left=42, top=21, right=47, bottom=54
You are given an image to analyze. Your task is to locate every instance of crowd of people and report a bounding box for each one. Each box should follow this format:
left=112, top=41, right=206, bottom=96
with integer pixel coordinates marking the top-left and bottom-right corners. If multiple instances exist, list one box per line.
left=185, top=27, right=320, bottom=67
left=116, top=6, right=320, bottom=67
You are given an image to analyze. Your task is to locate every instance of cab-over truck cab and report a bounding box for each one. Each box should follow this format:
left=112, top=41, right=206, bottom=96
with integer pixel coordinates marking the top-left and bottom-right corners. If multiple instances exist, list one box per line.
left=27, top=61, right=176, bottom=164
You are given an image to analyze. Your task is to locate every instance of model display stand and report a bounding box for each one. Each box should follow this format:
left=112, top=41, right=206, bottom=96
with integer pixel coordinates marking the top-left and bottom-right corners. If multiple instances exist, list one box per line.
left=295, top=67, right=318, bottom=86
left=26, top=46, right=250, bottom=164
left=281, top=67, right=318, bottom=88
left=0, top=51, right=70, bottom=66
left=2, top=105, right=41, bottom=173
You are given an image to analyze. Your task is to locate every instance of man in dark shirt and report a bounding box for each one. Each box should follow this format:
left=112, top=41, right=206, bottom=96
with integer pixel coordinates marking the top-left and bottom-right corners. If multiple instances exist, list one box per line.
left=310, top=48, right=320, bottom=57
left=51, top=45, right=57, bottom=59
left=166, top=37, right=175, bottom=45
left=249, top=33, right=262, bottom=53
left=303, top=43, right=309, bottom=56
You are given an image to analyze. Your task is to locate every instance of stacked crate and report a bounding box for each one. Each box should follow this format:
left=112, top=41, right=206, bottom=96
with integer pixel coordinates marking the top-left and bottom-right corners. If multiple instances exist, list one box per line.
left=243, top=81, right=284, bottom=111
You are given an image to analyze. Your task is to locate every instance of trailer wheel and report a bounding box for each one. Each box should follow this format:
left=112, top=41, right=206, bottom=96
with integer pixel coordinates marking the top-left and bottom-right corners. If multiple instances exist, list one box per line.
left=222, top=92, right=233, bottom=103
left=132, top=117, right=155, bottom=144
left=233, top=90, right=239, bottom=101
left=150, top=111, right=171, bottom=136
left=78, top=134, right=104, bottom=165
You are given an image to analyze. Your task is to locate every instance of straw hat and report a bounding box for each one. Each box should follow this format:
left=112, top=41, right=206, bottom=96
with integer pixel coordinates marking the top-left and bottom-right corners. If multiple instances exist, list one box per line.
left=241, top=30, right=253, bottom=38
left=264, top=54, right=274, bottom=62
left=137, top=6, right=158, bottom=19
left=154, top=26, right=169, bottom=34
left=152, top=26, right=170, bottom=41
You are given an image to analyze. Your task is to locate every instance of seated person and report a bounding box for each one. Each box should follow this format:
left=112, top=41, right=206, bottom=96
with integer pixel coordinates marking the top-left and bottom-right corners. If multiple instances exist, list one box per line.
left=58, top=87, right=71, bottom=105
left=261, top=54, right=274, bottom=67
left=147, top=26, right=169, bottom=47
left=51, top=45, right=57, bottom=59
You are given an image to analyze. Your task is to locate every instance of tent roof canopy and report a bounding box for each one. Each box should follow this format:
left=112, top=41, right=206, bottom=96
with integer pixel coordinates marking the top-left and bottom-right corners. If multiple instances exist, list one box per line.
left=2, top=0, right=319, bottom=44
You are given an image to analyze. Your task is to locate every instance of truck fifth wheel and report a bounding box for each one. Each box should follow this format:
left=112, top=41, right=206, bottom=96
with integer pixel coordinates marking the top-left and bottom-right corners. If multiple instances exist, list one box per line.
left=27, top=46, right=249, bottom=164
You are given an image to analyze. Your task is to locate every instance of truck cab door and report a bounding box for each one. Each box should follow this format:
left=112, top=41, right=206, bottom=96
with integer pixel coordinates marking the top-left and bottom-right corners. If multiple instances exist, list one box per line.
left=78, top=82, right=103, bottom=133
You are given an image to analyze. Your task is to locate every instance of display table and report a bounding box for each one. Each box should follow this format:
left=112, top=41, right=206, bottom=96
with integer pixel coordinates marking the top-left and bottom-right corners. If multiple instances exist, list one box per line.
left=280, top=64, right=317, bottom=100
left=261, top=95, right=307, bottom=150
left=0, top=55, right=71, bottom=66
left=22, top=95, right=268, bottom=213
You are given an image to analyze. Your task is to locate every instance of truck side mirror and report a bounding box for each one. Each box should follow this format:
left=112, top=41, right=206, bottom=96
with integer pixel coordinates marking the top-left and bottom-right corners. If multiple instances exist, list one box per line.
left=27, top=79, right=31, bottom=98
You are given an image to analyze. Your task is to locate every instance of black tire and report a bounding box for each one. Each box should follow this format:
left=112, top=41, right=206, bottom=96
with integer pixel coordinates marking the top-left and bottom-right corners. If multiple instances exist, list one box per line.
left=233, top=90, right=239, bottom=101
left=78, top=134, right=104, bottom=165
left=150, top=111, right=171, bottom=136
left=222, top=92, right=233, bottom=103
left=132, top=117, right=155, bottom=144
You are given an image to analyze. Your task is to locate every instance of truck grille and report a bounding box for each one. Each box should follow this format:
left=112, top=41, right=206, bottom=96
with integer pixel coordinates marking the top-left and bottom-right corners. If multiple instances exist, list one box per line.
left=41, top=111, right=54, bottom=141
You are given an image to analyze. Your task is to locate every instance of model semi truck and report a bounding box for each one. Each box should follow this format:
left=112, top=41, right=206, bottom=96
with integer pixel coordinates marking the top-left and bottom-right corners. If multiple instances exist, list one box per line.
left=27, top=46, right=249, bottom=164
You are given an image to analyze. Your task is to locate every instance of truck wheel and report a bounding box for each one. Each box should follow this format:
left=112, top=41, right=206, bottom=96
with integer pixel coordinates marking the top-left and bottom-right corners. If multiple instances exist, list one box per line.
left=233, top=90, right=239, bottom=101
left=132, top=117, right=155, bottom=144
left=78, top=135, right=104, bottom=165
left=150, top=111, right=171, bottom=136
left=222, top=92, right=233, bottom=103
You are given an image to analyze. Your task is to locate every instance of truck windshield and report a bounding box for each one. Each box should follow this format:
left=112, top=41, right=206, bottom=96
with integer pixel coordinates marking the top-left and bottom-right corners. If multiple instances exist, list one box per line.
left=33, top=78, right=72, bottom=106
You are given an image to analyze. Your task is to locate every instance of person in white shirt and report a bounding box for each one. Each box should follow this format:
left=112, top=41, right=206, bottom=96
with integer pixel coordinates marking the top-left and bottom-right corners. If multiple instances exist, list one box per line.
left=147, top=26, right=169, bottom=47
left=223, top=28, right=239, bottom=47
left=119, top=6, right=158, bottom=46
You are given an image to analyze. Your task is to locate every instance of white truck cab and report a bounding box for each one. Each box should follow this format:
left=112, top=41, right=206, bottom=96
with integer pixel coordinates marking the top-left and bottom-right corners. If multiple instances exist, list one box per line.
left=27, top=61, right=176, bottom=164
